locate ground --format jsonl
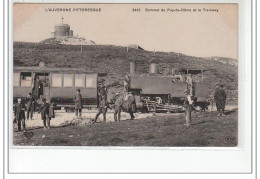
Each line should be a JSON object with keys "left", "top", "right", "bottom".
{"left": 13, "top": 107, "right": 237, "bottom": 147}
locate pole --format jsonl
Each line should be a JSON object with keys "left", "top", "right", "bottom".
{"left": 201, "top": 70, "right": 204, "bottom": 83}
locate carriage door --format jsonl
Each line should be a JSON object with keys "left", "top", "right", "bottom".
{"left": 34, "top": 73, "right": 50, "bottom": 102}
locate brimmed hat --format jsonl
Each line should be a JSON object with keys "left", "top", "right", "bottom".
{"left": 77, "top": 89, "right": 81, "bottom": 92}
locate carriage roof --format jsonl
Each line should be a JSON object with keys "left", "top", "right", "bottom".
{"left": 179, "top": 68, "right": 214, "bottom": 74}
{"left": 13, "top": 66, "right": 107, "bottom": 76}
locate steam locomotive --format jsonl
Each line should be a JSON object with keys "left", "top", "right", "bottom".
{"left": 127, "top": 62, "right": 210, "bottom": 112}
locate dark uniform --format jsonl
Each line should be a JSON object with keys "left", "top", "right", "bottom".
{"left": 49, "top": 102, "right": 56, "bottom": 119}
{"left": 98, "top": 86, "right": 107, "bottom": 103}
{"left": 93, "top": 86, "right": 108, "bottom": 123}
{"left": 39, "top": 100, "right": 50, "bottom": 128}
{"left": 26, "top": 93, "right": 35, "bottom": 120}
{"left": 14, "top": 101, "right": 26, "bottom": 132}
{"left": 214, "top": 85, "right": 226, "bottom": 116}
{"left": 183, "top": 94, "right": 193, "bottom": 126}
{"left": 127, "top": 93, "right": 136, "bottom": 113}
{"left": 33, "top": 78, "right": 43, "bottom": 99}
{"left": 74, "top": 89, "right": 83, "bottom": 117}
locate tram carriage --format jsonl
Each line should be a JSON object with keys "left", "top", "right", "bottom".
{"left": 13, "top": 63, "right": 101, "bottom": 111}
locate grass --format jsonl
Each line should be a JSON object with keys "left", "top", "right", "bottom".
{"left": 13, "top": 109, "right": 238, "bottom": 147}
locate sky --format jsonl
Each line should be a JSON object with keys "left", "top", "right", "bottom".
{"left": 13, "top": 3, "right": 238, "bottom": 59}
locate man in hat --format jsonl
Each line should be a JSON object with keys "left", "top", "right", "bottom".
{"left": 26, "top": 92, "right": 35, "bottom": 120}
{"left": 183, "top": 91, "right": 193, "bottom": 126}
{"left": 33, "top": 76, "right": 43, "bottom": 99}
{"left": 39, "top": 98, "right": 51, "bottom": 129}
{"left": 74, "top": 89, "right": 83, "bottom": 117}
{"left": 214, "top": 84, "right": 227, "bottom": 116}
{"left": 14, "top": 98, "right": 26, "bottom": 132}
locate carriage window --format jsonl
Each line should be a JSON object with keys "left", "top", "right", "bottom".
{"left": 20, "top": 72, "right": 32, "bottom": 87}
{"left": 63, "top": 74, "right": 74, "bottom": 87}
{"left": 75, "top": 74, "right": 85, "bottom": 87}
{"left": 13, "top": 73, "right": 20, "bottom": 86}
{"left": 86, "top": 74, "right": 97, "bottom": 88}
{"left": 52, "top": 73, "right": 62, "bottom": 87}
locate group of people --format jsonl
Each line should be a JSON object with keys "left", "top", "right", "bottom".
{"left": 14, "top": 95, "right": 56, "bottom": 132}
{"left": 183, "top": 82, "right": 227, "bottom": 127}
{"left": 73, "top": 83, "right": 108, "bottom": 123}
{"left": 13, "top": 76, "right": 55, "bottom": 132}
{"left": 74, "top": 78, "right": 135, "bottom": 123}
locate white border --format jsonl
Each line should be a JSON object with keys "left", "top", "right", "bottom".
{"left": 4, "top": 0, "right": 254, "bottom": 175}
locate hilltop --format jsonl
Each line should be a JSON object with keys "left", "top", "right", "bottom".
{"left": 40, "top": 37, "right": 96, "bottom": 45}
{"left": 13, "top": 42, "right": 238, "bottom": 101}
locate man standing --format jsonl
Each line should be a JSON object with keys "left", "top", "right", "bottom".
{"left": 74, "top": 89, "right": 83, "bottom": 117}
{"left": 47, "top": 100, "right": 56, "bottom": 129}
{"left": 98, "top": 83, "right": 107, "bottom": 104}
{"left": 93, "top": 84, "right": 108, "bottom": 123}
{"left": 214, "top": 84, "right": 227, "bottom": 116}
{"left": 26, "top": 92, "right": 34, "bottom": 120}
{"left": 33, "top": 76, "right": 43, "bottom": 99}
{"left": 39, "top": 98, "right": 50, "bottom": 129}
{"left": 14, "top": 98, "right": 26, "bottom": 132}
{"left": 186, "top": 74, "right": 193, "bottom": 96}
{"left": 183, "top": 91, "right": 193, "bottom": 126}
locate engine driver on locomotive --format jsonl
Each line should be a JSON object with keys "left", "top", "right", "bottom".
{"left": 123, "top": 74, "right": 131, "bottom": 101}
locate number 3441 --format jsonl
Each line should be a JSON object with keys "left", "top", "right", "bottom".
{"left": 132, "top": 8, "right": 141, "bottom": 12}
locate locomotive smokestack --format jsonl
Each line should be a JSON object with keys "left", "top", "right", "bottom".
{"left": 130, "top": 62, "right": 136, "bottom": 75}
{"left": 149, "top": 63, "right": 159, "bottom": 75}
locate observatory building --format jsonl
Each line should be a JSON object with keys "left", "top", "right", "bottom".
{"left": 42, "top": 17, "right": 95, "bottom": 45}
{"left": 52, "top": 17, "right": 73, "bottom": 37}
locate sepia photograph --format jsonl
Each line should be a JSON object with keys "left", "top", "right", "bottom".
{"left": 12, "top": 3, "right": 238, "bottom": 147}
